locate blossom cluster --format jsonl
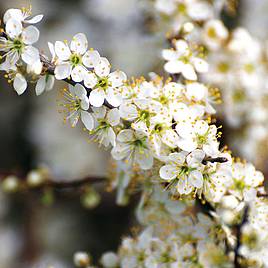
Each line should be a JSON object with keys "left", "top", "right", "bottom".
{"left": 150, "top": 0, "right": 268, "bottom": 166}
{"left": 1, "top": 6, "right": 268, "bottom": 268}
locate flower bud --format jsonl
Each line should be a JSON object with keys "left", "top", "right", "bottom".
{"left": 100, "top": 252, "right": 119, "bottom": 268}
{"left": 73, "top": 252, "right": 90, "bottom": 267}
{"left": 2, "top": 175, "right": 19, "bottom": 193}
{"left": 27, "top": 170, "right": 44, "bottom": 187}
{"left": 81, "top": 187, "right": 100, "bottom": 209}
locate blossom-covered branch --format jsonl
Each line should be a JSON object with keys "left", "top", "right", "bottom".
{"left": 0, "top": 4, "right": 268, "bottom": 268}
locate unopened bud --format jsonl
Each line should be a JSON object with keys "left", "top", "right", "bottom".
{"left": 74, "top": 252, "right": 90, "bottom": 267}
{"left": 100, "top": 252, "right": 119, "bottom": 268}
{"left": 2, "top": 175, "right": 19, "bottom": 193}
{"left": 81, "top": 187, "right": 100, "bottom": 209}
{"left": 27, "top": 170, "right": 45, "bottom": 187}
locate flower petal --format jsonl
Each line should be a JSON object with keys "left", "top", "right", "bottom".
{"left": 71, "top": 65, "right": 87, "bottom": 82}
{"left": 35, "top": 76, "right": 46, "bottom": 96}
{"left": 55, "top": 41, "right": 71, "bottom": 61}
{"left": 107, "top": 108, "right": 120, "bottom": 126}
{"left": 25, "top": 14, "right": 43, "bottom": 24}
{"left": 70, "top": 33, "right": 88, "bottom": 55}
{"left": 182, "top": 64, "right": 197, "bottom": 80}
{"left": 117, "top": 129, "right": 134, "bottom": 142}
{"left": 108, "top": 70, "right": 127, "bottom": 87}
{"left": 4, "top": 9, "right": 23, "bottom": 24}
{"left": 160, "top": 165, "right": 178, "bottom": 181}
{"left": 54, "top": 63, "right": 72, "bottom": 80}
{"left": 13, "top": 73, "right": 27, "bottom": 95}
{"left": 21, "top": 46, "right": 40, "bottom": 65}
{"left": 22, "top": 26, "right": 39, "bottom": 45}
{"left": 6, "top": 19, "right": 22, "bottom": 38}
{"left": 95, "top": 57, "right": 110, "bottom": 77}
{"left": 82, "top": 50, "right": 100, "bottom": 68}
{"left": 89, "top": 89, "right": 105, "bottom": 107}
{"left": 81, "top": 111, "right": 94, "bottom": 131}
{"left": 188, "top": 170, "right": 203, "bottom": 188}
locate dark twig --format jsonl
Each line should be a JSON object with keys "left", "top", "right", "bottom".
{"left": 0, "top": 171, "right": 106, "bottom": 192}
{"left": 202, "top": 157, "right": 228, "bottom": 165}
{"left": 233, "top": 205, "right": 249, "bottom": 268}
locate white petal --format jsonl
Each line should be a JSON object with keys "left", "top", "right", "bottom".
{"left": 21, "top": 46, "right": 40, "bottom": 65}
{"left": 89, "top": 89, "right": 105, "bottom": 107}
{"left": 176, "top": 178, "right": 193, "bottom": 195}
{"left": 182, "top": 64, "right": 197, "bottom": 80}
{"left": 48, "top": 42, "right": 55, "bottom": 60}
{"left": 81, "top": 97, "right": 89, "bottom": 110}
{"left": 107, "top": 128, "right": 116, "bottom": 147}
{"left": 73, "top": 84, "right": 87, "bottom": 98}
{"left": 107, "top": 109, "right": 120, "bottom": 126}
{"left": 106, "top": 88, "right": 122, "bottom": 107}
{"left": 162, "top": 129, "right": 179, "bottom": 148}
{"left": 162, "top": 49, "right": 179, "bottom": 61}
{"left": 71, "top": 65, "right": 87, "bottom": 82}
{"left": 111, "top": 143, "right": 131, "bottom": 160}
{"left": 188, "top": 170, "right": 203, "bottom": 188}
{"left": 25, "top": 14, "right": 43, "bottom": 24}
{"left": 164, "top": 60, "right": 183, "bottom": 74}
{"left": 119, "top": 103, "right": 138, "bottom": 121}
{"left": 176, "top": 122, "right": 194, "bottom": 138}
{"left": 174, "top": 40, "right": 189, "bottom": 55}
{"left": 160, "top": 165, "right": 178, "bottom": 181}
{"left": 108, "top": 71, "right": 127, "bottom": 87}
{"left": 82, "top": 50, "right": 101, "bottom": 68}
{"left": 92, "top": 106, "right": 106, "bottom": 119}
{"left": 45, "top": 75, "right": 55, "bottom": 91}
{"left": 35, "top": 76, "right": 46, "bottom": 96}
{"left": 186, "top": 82, "right": 206, "bottom": 101}
{"left": 187, "top": 149, "right": 205, "bottom": 166}
{"left": 177, "top": 138, "right": 197, "bottom": 152}
{"left": 95, "top": 57, "right": 110, "bottom": 77}
{"left": 117, "top": 129, "right": 134, "bottom": 142}
{"left": 70, "top": 33, "right": 88, "bottom": 55}
{"left": 192, "top": 57, "right": 209, "bottom": 73}
{"left": 55, "top": 41, "right": 71, "bottom": 60}
{"left": 54, "top": 63, "right": 72, "bottom": 80}
{"left": 169, "top": 152, "right": 187, "bottom": 165}
{"left": 84, "top": 72, "right": 98, "bottom": 88}
{"left": 22, "top": 26, "right": 39, "bottom": 45}
{"left": 4, "top": 9, "right": 23, "bottom": 24}
{"left": 194, "top": 120, "right": 209, "bottom": 135}
{"left": 81, "top": 111, "right": 94, "bottom": 131}
{"left": 135, "top": 149, "right": 153, "bottom": 170}
{"left": 13, "top": 73, "right": 27, "bottom": 95}
{"left": 6, "top": 19, "right": 22, "bottom": 38}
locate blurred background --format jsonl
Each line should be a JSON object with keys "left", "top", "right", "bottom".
{"left": 0, "top": 0, "right": 268, "bottom": 267}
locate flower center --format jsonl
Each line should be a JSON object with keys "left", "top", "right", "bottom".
{"left": 139, "top": 110, "right": 150, "bottom": 121}
{"left": 70, "top": 54, "right": 82, "bottom": 66}
{"left": 159, "top": 95, "right": 169, "bottom": 105}
{"left": 197, "top": 134, "right": 207, "bottom": 145}
{"left": 207, "top": 27, "right": 217, "bottom": 38}
{"left": 153, "top": 123, "right": 164, "bottom": 134}
{"left": 233, "top": 179, "right": 245, "bottom": 191}
{"left": 217, "top": 62, "right": 229, "bottom": 73}
{"left": 12, "top": 39, "right": 23, "bottom": 51}
{"left": 244, "top": 63, "right": 255, "bottom": 74}
{"left": 97, "top": 77, "right": 110, "bottom": 91}
{"left": 232, "top": 89, "right": 246, "bottom": 103}
{"left": 178, "top": 3, "right": 186, "bottom": 14}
